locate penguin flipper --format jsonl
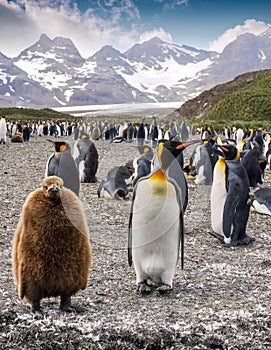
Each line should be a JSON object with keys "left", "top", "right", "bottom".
{"left": 128, "top": 221, "right": 133, "bottom": 267}
{"left": 128, "top": 190, "right": 137, "bottom": 267}
{"left": 128, "top": 212, "right": 133, "bottom": 267}
{"left": 223, "top": 187, "right": 240, "bottom": 238}
{"left": 179, "top": 209, "right": 184, "bottom": 270}
{"left": 167, "top": 176, "right": 185, "bottom": 269}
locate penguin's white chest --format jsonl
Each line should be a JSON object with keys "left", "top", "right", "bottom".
{"left": 252, "top": 200, "right": 271, "bottom": 216}
{"left": 131, "top": 177, "right": 180, "bottom": 283}
{"left": 78, "top": 160, "right": 85, "bottom": 180}
{"left": 211, "top": 160, "right": 227, "bottom": 236}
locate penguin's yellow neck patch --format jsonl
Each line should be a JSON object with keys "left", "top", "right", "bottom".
{"left": 218, "top": 158, "right": 226, "bottom": 166}
{"left": 150, "top": 169, "right": 167, "bottom": 183}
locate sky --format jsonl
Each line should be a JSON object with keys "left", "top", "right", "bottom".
{"left": 0, "top": 0, "right": 270, "bottom": 58}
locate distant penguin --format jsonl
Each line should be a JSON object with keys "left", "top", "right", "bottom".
{"left": 180, "top": 121, "right": 189, "bottom": 142}
{"left": 74, "top": 134, "right": 99, "bottom": 183}
{"left": 243, "top": 129, "right": 255, "bottom": 151}
{"left": 128, "top": 140, "right": 193, "bottom": 294}
{"left": 251, "top": 188, "right": 271, "bottom": 216}
{"left": 265, "top": 140, "right": 271, "bottom": 169}
{"left": 263, "top": 133, "right": 270, "bottom": 157}
{"left": 97, "top": 162, "right": 134, "bottom": 200}
{"left": 149, "top": 117, "right": 158, "bottom": 147}
{"left": 112, "top": 136, "right": 127, "bottom": 143}
{"left": 133, "top": 145, "right": 154, "bottom": 187}
{"left": 91, "top": 125, "right": 101, "bottom": 140}
{"left": 236, "top": 128, "right": 244, "bottom": 144}
{"left": 12, "top": 176, "right": 92, "bottom": 313}
{"left": 11, "top": 132, "right": 23, "bottom": 143}
{"left": 161, "top": 140, "right": 195, "bottom": 213}
{"left": 253, "top": 129, "right": 264, "bottom": 153}
{"left": 211, "top": 144, "right": 252, "bottom": 246}
{"left": 186, "top": 138, "right": 218, "bottom": 185}
{"left": 137, "top": 118, "right": 145, "bottom": 145}
{"left": 0, "top": 116, "right": 7, "bottom": 144}
{"left": 242, "top": 145, "right": 267, "bottom": 188}
{"left": 46, "top": 139, "right": 80, "bottom": 196}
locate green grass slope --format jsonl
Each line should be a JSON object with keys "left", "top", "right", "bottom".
{"left": 176, "top": 69, "right": 271, "bottom": 129}
{"left": 0, "top": 107, "right": 72, "bottom": 121}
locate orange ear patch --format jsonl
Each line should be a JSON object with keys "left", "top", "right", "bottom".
{"left": 60, "top": 145, "right": 66, "bottom": 152}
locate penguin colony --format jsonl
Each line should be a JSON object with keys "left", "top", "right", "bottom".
{"left": 11, "top": 123, "right": 271, "bottom": 310}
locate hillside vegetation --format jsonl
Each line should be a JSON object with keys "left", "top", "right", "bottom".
{"left": 176, "top": 69, "right": 271, "bottom": 129}
{"left": 0, "top": 107, "right": 73, "bottom": 121}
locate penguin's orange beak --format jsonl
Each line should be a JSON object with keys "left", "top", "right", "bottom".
{"left": 176, "top": 141, "right": 195, "bottom": 150}
{"left": 219, "top": 146, "right": 229, "bottom": 153}
{"left": 47, "top": 139, "right": 55, "bottom": 145}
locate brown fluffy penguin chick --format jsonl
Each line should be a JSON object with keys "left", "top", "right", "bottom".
{"left": 12, "top": 176, "right": 92, "bottom": 314}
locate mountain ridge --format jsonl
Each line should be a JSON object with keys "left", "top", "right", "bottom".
{"left": 0, "top": 30, "right": 270, "bottom": 108}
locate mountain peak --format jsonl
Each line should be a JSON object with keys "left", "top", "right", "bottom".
{"left": 143, "top": 36, "right": 165, "bottom": 44}
{"left": 92, "top": 45, "right": 123, "bottom": 61}
{"left": 38, "top": 33, "right": 52, "bottom": 45}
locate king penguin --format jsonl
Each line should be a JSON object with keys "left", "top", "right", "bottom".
{"left": 242, "top": 144, "right": 267, "bottom": 188}
{"left": 251, "top": 187, "right": 271, "bottom": 216}
{"left": 128, "top": 140, "right": 193, "bottom": 294}
{"left": 46, "top": 140, "right": 80, "bottom": 196}
{"left": 74, "top": 133, "right": 99, "bottom": 183}
{"left": 137, "top": 118, "right": 145, "bottom": 146}
{"left": 97, "top": 162, "right": 134, "bottom": 200}
{"left": 133, "top": 145, "right": 154, "bottom": 187}
{"left": 211, "top": 144, "right": 252, "bottom": 246}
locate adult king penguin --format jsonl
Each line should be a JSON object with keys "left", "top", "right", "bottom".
{"left": 133, "top": 145, "right": 154, "bottom": 187}
{"left": 211, "top": 144, "right": 252, "bottom": 246}
{"left": 128, "top": 140, "right": 194, "bottom": 294}
{"left": 74, "top": 133, "right": 99, "bottom": 183}
{"left": 46, "top": 140, "right": 80, "bottom": 196}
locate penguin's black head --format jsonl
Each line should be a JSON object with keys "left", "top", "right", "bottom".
{"left": 137, "top": 145, "right": 154, "bottom": 160}
{"left": 47, "top": 139, "right": 70, "bottom": 152}
{"left": 124, "top": 160, "right": 135, "bottom": 175}
{"left": 158, "top": 140, "right": 195, "bottom": 170}
{"left": 79, "top": 132, "right": 89, "bottom": 139}
{"left": 218, "top": 144, "right": 240, "bottom": 160}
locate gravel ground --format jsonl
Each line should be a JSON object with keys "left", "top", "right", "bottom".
{"left": 0, "top": 135, "right": 271, "bottom": 349}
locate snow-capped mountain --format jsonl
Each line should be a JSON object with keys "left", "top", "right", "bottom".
{"left": 0, "top": 30, "right": 270, "bottom": 108}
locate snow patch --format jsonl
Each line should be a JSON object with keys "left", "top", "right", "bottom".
{"left": 53, "top": 96, "right": 66, "bottom": 105}
{"left": 258, "top": 49, "right": 266, "bottom": 61}
{"left": 116, "top": 57, "right": 212, "bottom": 95}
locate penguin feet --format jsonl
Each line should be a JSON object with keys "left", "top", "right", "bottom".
{"left": 156, "top": 284, "right": 172, "bottom": 294}
{"left": 183, "top": 226, "right": 191, "bottom": 235}
{"left": 60, "top": 304, "right": 84, "bottom": 313}
{"left": 231, "top": 235, "right": 255, "bottom": 246}
{"left": 137, "top": 281, "right": 152, "bottom": 294}
{"left": 60, "top": 296, "right": 84, "bottom": 313}
{"left": 31, "top": 300, "right": 43, "bottom": 315}
{"left": 237, "top": 235, "right": 255, "bottom": 246}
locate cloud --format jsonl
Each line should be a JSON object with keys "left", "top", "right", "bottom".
{"left": 209, "top": 19, "right": 271, "bottom": 53}
{"left": 153, "top": 0, "right": 189, "bottom": 9}
{"left": 0, "top": 0, "right": 141, "bottom": 58}
{"left": 139, "top": 27, "right": 173, "bottom": 44}
{"left": 88, "top": 0, "right": 140, "bottom": 24}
